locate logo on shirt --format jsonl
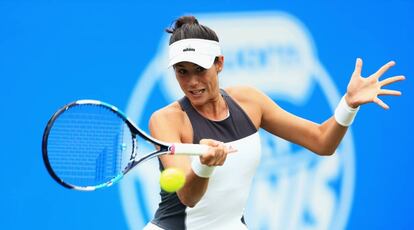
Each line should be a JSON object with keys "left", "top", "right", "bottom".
{"left": 121, "top": 12, "right": 355, "bottom": 230}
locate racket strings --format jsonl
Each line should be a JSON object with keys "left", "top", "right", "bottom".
{"left": 47, "top": 104, "right": 133, "bottom": 187}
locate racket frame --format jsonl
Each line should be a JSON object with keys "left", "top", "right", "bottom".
{"left": 42, "top": 100, "right": 202, "bottom": 191}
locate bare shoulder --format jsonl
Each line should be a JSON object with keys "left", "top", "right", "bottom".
{"left": 149, "top": 101, "right": 192, "bottom": 143}
{"left": 224, "top": 85, "right": 265, "bottom": 129}
{"left": 150, "top": 101, "right": 186, "bottom": 127}
{"left": 224, "top": 85, "right": 264, "bottom": 103}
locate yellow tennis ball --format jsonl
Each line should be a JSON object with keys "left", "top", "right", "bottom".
{"left": 160, "top": 168, "right": 186, "bottom": 193}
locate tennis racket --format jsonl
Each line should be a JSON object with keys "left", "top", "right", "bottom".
{"left": 42, "top": 100, "right": 209, "bottom": 191}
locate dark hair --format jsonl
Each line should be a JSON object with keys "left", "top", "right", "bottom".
{"left": 166, "top": 15, "right": 219, "bottom": 45}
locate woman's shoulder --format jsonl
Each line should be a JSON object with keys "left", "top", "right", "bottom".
{"left": 149, "top": 101, "right": 193, "bottom": 142}
{"left": 224, "top": 85, "right": 263, "bottom": 102}
{"left": 150, "top": 101, "right": 186, "bottom": 125}
{"left": 224, "top": 86, "right": 264, "bottom": 129}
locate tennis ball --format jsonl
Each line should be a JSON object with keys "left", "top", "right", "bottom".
{"left": 160, "top": 168, "right": 186, "bottom": 193}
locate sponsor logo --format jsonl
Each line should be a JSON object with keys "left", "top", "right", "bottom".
{"left": 183, "top": 47, "right": 196, "bottom": 52}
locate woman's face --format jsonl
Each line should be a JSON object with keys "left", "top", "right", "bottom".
{"left": 173, "top": 56, "right": 224, "bottom": 107}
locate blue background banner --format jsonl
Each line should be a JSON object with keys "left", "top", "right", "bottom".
{"left": 1, "top": 1, "right": 412, "bottom": 229}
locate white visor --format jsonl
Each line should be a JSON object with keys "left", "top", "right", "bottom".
{"left": 168, "top": 38, "right": 222, "bottom": 69}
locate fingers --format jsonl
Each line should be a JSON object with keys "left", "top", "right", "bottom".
{"left": 375, "top": 88, "right": 402, "bottom": 110}
{"left": 375, "top": 74, "right": 404, "bottom": 109}
{"left": 199, "top": 139, "right": 236, "bottom": 166}
{"left": 200, "top": 148, "right": 226, "bottom": 166}
{"left": 199, "top": 139, "right": 220, "bottom": 147}
{"left": 352, "top": 58, "right": 363, "bottom": 77}
{"left": 374, "top": 61, "right": 396, "bottom": 79}
{"left": 373, "top": 97, "right": 390, "bottom": 110}
{"left": 199, "top": 139, "right": 237, "bottom": 154}
{"left": 378, "top": 89, "right": 402, "bottom": 96}
{"left": 380, "top": 75, "right": 405, "bottom": 87}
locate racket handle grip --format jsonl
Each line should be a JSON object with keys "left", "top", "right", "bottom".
{"left": 170, "top": 143, "right": 209, "bottom": 156}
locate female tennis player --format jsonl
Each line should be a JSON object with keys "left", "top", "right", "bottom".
{"left": 144, "top": 15, "right": 405, "bottom": 230}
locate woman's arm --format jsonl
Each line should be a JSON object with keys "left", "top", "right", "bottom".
{"left": 231, "top": 59, "right": 404, "bottom": 156}
{"left": 149, "top": 104, "right": 231, "bottom": 207}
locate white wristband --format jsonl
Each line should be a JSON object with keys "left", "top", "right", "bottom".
{"left": 334, "top": 95, "right": 360, "bottom": 127}
{"left": 191, "top": 158, "right": 215, "bottom": 178}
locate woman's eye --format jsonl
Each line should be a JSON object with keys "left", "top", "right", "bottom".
{"left": 196, "top": 66, "right": 206, "bottom": 73}
{"left": 177, "top": 69, "right": 187, "bottom": 75}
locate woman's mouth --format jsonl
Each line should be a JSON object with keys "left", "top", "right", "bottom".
{"left": 189, "top": 89, "right": 205, "bottom": 96}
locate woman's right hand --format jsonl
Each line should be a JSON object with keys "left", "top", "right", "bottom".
{"left": 199, "top": 139, "right": 236, "bottom": 166}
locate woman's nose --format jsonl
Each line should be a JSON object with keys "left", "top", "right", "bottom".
{"left": 187, "top": 74, "right": 199, "bottom": 86}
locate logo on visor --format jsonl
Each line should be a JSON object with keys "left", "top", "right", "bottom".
{"left": 183, "top": 46, "right": 195, "bottom": 52}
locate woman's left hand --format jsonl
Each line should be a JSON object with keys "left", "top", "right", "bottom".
{"left": 345, "top": 58, "right": 405, "bottom": 109}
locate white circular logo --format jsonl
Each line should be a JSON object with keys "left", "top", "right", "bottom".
{"left": 120, "top": 12, "right": 355, "bottom": 230}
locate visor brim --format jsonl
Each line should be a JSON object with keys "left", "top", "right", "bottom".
{"left": 168, "top": 53, "right": 216, "bottom": 69}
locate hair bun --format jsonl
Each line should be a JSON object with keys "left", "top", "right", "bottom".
{"left": 166, "top": 15, "right": 219, "bottom": 44}
{"left": 166, "top": 15, "right": 199, "bottom": 33}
